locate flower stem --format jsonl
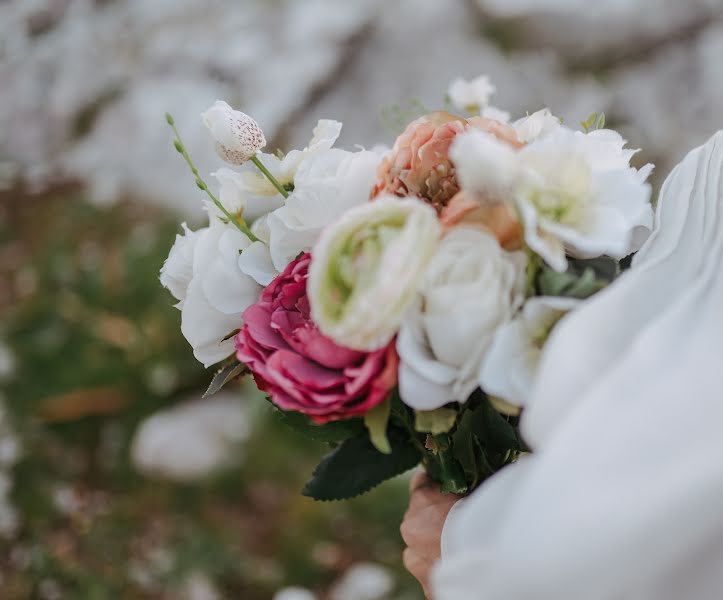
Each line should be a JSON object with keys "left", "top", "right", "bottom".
{"left": 250, "top": 155, "right": 289, "bottom": 199}
{"left": 165, "top": 113, "right": 258, "bottom": 242}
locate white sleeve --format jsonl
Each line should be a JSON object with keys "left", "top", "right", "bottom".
{"left": 433, "top": 131, "right": 723, "bottom": 600}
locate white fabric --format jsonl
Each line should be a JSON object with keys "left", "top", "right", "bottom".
{"left": 433, "top": 131, "right": 723, "bottom": 600}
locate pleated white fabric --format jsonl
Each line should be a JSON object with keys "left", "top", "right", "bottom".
{"left": 433, "top": 131, "right": 723, "bottom": 600}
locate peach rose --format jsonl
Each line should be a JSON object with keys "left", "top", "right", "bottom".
{"left": 373, "top": 112, "right": 522, "bottom": 212}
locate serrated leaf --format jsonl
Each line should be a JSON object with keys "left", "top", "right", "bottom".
{"left": 364, "top": 398, "right": 391, "bottom": 454}
{"left": 414, "top": 408, "right": 458, "bottom": 435}
{"left": 276, "top": 409, "right": 365, "bottom": 443}
{"left": 203, "top": 360, "right": 245, "bottom": 398}
{"left": 302, "top": 428, "right": 421, "bottom": 501}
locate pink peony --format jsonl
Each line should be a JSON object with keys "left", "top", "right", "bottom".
{"left": 372, "top": 112, "right": 522, "bottom": 212}
{"left": 235, "top": 254, "right": 398, "bottom": 424}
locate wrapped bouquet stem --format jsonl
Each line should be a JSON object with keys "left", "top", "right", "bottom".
{"left": 160, "top": 77, "right": 653, "bottom": 500}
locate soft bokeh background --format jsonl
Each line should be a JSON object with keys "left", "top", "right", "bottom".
{"left": 1, "top": 0, "right": 722, "bottom": 598}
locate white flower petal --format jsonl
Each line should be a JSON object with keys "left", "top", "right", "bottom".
{"left": 238, "top": 241, "right": 279, "bottom": 286}
{"left": 181, "top": 278, "right": 242, "bottom": 368}
{"left": 160, "top": 223, "right": 201, "bottom": 306}
{"left": 512, "top": 108, "right": 561, "bottom": 143}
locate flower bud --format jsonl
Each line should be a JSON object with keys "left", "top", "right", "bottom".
{"left": 202, "top": 100, "right": 266, "bottom": 165}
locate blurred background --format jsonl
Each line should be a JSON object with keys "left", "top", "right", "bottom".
{"left": 1, "top": 0, "right": 722, "bottom": 598}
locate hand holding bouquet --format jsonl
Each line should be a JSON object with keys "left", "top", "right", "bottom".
{"left": 160, "top": 76, "right": 653, "bottom": 499}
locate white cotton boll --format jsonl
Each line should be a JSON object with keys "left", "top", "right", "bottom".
{"left": 450, "top": 129, "right": 520, "bottom": 201}
{"left": 329, "top": 563, "right": 394, "bottom": 600}
{"left": 131, "top": 394, "right": 250, "bottom": 482}
{"left": 274, "top": 587, "right": 318, "bottom": 600}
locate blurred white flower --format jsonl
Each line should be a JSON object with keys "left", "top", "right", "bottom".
{"left": 181, "top": 571, "right": 222, "bottom": 600}
{"left": 329, "top": 563, "right": 394, "bottom": 600}
{"left": 452, "top": 126, "right": 654, "bottom": 271}
{"left": 274, "top": 588, "right": 317, "bottom": 600}
{"left": 161, "top": 220, "right": 264, "bottom": 367}
{"left": 398, "top": 228, "right": 526, "bottom": 410}
{"left": 479, "top": 296, "right": 580, "bottom": 408}
{"left": 448, "top": 75, "right": 496, "bottom": 114}
{"left": 202, "top": 100, "right": 266, "bottom": 165}
{"left": 309, "top": 196, "right": 441, "bottom": 351}
{"left": 131, "top": 394, "right": 250, "bottom": 482}
{"left": 512, "top": 108, "right": 561, "bottom": 142}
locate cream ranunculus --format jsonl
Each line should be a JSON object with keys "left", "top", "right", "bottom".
{"left": 397, "top": 228, "right": 526, "bottom": 410}
{"left": 478, "top": 296, "right": 580, "bottom": 410}
{"left": 308, "top": 196, "right": 441, "bottom": 351}
{"left": 161, "top": 220, "right": 265, "bottom": 367}
{"left": 202, "top": 100, "right": 266, "bottom": 165}
{"left": 451, "top": 126, "right": 654, "bottom": 272}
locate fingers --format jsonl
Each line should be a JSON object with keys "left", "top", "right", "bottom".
{"left": 403, "top": 548, "right": 435, "bottom": 599}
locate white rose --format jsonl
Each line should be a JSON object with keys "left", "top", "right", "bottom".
{"left": 202, "top": 100, "right": 266, "bottom": 165}
{"left": 448, "top": 75, "right": 496, "bottom": 114}
{"left": 165, "top": 220, "right": 264, "bottom": 367}
{"left": 160, "top": 223, "right": 201, "bottom": 308}
{"left": 397, "top": 228, "right": 526, "bottom": 410}
{"left": 309, "top": 196, "right": 441, "bottom": 351}
{"left": 478, "top": 296, "right": 580, "bottom": 409}
{"left": 265, "top": 147, "right": 381, "bottom": 271}
{"left": 451, "top": 126, "right": 654, "bottom": 271}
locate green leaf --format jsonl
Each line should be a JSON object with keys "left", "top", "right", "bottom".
{"left": 203, "top": 360, "right": 245, "bottom": 398}
{"left": 414, "top": 408, "right": 458, "bottom": 435}
{"left": 538, "top": 257, "right": 619, "bottom": 300}
{"left": 478, "top": 399, "right": 521, "bottom": 453}
{"left": 276, "top": 410, "right": 365, "bottom": 443}
{"left": 302, "top": 428, "right": 421, "bottom": 501}
{"left": 364, "top": 398, "right": 391, "bottom": 454}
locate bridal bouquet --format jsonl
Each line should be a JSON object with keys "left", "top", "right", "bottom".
{"left": 160, "top": 76, "right": 653, "bottom": 499}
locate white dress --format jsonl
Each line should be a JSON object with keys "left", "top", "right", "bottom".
{"left": 433, "top": 131, "right": 723, "bottom": 600}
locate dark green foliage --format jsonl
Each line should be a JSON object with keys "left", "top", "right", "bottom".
{"left": 302, "top": 428, "right": 421, "bottom": 501}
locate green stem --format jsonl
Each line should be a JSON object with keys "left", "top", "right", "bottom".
{"left": 166, "top": 115, "right": 258, "bottom": 243}
{"left": 250, "top": 155, "right": 289, "bottom": 199}
{"left": 524, "top": 246, "right": 542, "bottom": 297}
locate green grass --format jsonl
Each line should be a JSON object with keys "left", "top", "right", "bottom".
{"left": 0, "top": 189, "right": 421, "bottom": 599}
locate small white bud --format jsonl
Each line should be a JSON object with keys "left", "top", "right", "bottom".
{"left": 202, "top": 100, "right": 266, "bottom": 165}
